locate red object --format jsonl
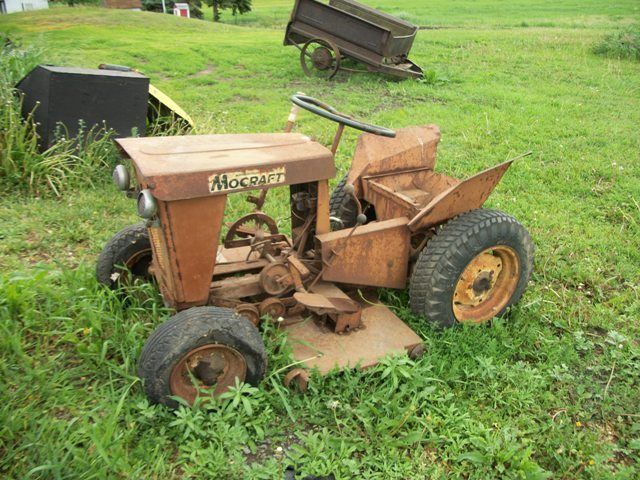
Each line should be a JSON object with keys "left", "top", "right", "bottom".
{"left": 173, "top": 3, "right": 190, "bottom": 18}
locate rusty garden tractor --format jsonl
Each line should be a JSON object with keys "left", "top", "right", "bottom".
{"left": 97, "top": 95, "right": 534, "bottom": 408}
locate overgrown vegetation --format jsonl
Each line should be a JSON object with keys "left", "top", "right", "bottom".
{"left": 204, "top": 0, "right": 252, "bottom": 22}
{"left": 0, "top": 2, "right": 639, "bottom": 478}
{"left": 593, "top": 24, "right": 640, "bottom": 61}
{"left": 0, "top": 39, "right": 118, "bottom": 196}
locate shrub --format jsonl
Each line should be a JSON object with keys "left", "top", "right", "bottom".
{"left": 593, "top": 24, "right": 640, "bottom": 61}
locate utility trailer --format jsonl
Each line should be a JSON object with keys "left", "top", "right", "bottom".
{"left": 285, "top": 0, "right": 424, "bottom": 79}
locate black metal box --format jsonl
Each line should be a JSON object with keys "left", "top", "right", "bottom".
{"left": 16, "top": 65, "right": 150, "bottom": 149}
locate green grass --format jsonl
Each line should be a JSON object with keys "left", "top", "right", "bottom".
{"left": 1, "top": 1, "right": 640, "bottom": 478}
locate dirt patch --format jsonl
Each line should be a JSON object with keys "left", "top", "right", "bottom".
{"left": 243, "top": 433, "right": 301, "bottom": 465}
{"left": 191, "top": 64, "right": 216, "bottom": 78}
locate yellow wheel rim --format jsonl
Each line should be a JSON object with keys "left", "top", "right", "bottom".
{"left": 453, "top": 246, "right": 520, "bottom": 324}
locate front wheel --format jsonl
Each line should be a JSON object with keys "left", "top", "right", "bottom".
{"left": 137, "top": 307, "right": 267, "bottom": 408}
{"left": 409, "top": 209, "right": 534, "bottom": 328}
{"left": 96, "top": 223, "right": 152, "bottom": 288}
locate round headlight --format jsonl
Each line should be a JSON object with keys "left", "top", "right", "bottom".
{"left": 137, "top": 189, "right": 157, "bottom": 219}
{"left": 112, "top": 164, "right": 130, "bottom": 191}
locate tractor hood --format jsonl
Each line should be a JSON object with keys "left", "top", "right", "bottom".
{"left": 116, "top": 133, "right": 335, "bottom": 201}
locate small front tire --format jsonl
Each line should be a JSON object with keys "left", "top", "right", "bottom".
{"left": 96, "top": 223, "right": 152, "bottom": 288}
{"left": 137, "top": 306, "right": 267, "bottom": 408}
{"left": 409, "top": 209, "right": 534, "bottom": 328}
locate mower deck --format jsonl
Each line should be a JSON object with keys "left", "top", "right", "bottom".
{"left": 283, "top": 283, "right": 422, "bottom": 374}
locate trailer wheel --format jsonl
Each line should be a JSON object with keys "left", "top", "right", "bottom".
{"left": 410, "top": 209, "right": 534, "bottom": 328}
{"left": 96, "top": 223, "right": 152, "bottom": 288}
{"left": 329, "top": 174, "right": 358, "bottom": 230}
{"left": 138, "top": 307, "right": 267, "bottom": 408}
{"left": 300, "top": 38, "right": 341, "bottom": 79}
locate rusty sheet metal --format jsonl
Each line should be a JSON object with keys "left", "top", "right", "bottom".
{"left": 153, "top": 195, "right": 226, "bottom": 309}
{"left": 294, "top": 292, "right": 362, "bottom": 332}
{"left": 316, "top": 179, "right": 331, "bottom": 235}
{"left": 210, "top": 273, "right": 263, "bottom": 300}
{"left": 316, "top": 217, "right": 410, "bottom": 289}
{"left": 362, "top": 170, "right": 459, "bottom": 221}
{"left": 408, "top": 159, "right": 514, "bottom": 232}
{"left": 283, "top": 301, "right": 422, "bottom": 375}
{"left": 118, "top": 133, "right": 335, "bottom": 201}
{"left": 294, "top": 292, "right": 360, "bottom": 313}
{"left": 347, "top": 125, "right": 441, "bottom": 196}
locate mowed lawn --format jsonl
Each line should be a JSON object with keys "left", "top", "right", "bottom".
{"left": 1, "top": 1, "right": 639, "bottom": 478}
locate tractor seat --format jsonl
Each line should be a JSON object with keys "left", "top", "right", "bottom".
{"left": 394, "top": 188, "right": 433, "bottom": 207}
{"left": 116, "top": 133, "right": 335, "bottom": 201}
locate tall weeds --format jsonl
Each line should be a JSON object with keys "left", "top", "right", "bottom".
{"left": 593, "top": 24, "right": 640, "bottom": 61}
{"left": 0, "top": 38, "right": 118, "bottom": 197}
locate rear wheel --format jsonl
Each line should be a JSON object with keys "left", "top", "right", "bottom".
{"left": 96, "top": 223, "right": 152, "bottom": 288}
{"left": 409, "top": 209, "right": 534, "bottom": 328}
{"left": 329, "top": 174, "right": 358, "bottom": 230}
{"left": 300, "top": 38, "right": 341, "bottom": 79}
{"left": 138, "top": 307, "right": 267, "bottom": 408}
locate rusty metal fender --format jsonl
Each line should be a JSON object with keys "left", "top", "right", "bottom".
{"left": 407, "top": 159, "right": 514, "bottom": 232}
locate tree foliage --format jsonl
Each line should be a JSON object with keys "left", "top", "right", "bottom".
{"left": 141, "top": 0, "right": 204, "bottom": 20}
{"left": 203, "top": 0, "right": 252, "bottom": 22}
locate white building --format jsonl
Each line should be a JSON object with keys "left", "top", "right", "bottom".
{"left": 1, "top": 0, "right": 49, "bottom": 14}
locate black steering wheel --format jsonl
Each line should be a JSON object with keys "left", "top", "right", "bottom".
{"left": 291, "top": 94, "right": 396, "bottom": 138}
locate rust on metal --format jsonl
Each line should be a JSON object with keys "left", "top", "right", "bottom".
{"left": 294, "top": 292, "right": 362, "bottom": 332}
{"left": 116, "top": 133, "right": 335, "bottom": 201}
{"left": 110, "top": 94, "right": 527, "bottom": 402}
{"left": 236, "top": 304, "right": 261, "bottom": 326}
{"left": 152, "top": 195, "right": 226, "bottom": 308}
{"left": 169, "top": 344, "right": 247, "bottom": 404}
{"left": 283, "top": 297, "right": 422, "bottom": 374}
{"left": 407, "top": 159, "right": 514, "bottom": 232}
{"left": 259, "top": 297, "right": 286, "bottom": 318}
{"left": 284, "top": 368, "right": 309, "bottom": 391}
{"left": 348, "top": 125, "right": 441, "bottom": 195}
{"left": 288, "top": 255, "right": 311, "bottom": 279}
{"left": 224, "top": 212, "right": 279, "bottom": 247}
{"left": 316, "top": 217, "right": 411, "bottom": 289}
{"left": 453, "top": 246, "right": 520, "bottom": 323}
{"left": 315, "top": 179, "right": 331, "bottom": 235}
{"left": 300, "top": 38, "right": 341, "bottom": 80}
{"left": 285, "top": 0, "right": 423, "bottom": 79}
{"left": 211, "top": 273, "right": 263, "bottom": 300}
{"left": 362, "top": 169, "right": 459, "bottom": 221}
{"left": 260, "top": 262, "right": 294, "bottom": 296}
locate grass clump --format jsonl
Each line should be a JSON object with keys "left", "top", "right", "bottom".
{"left": 593, "top": 24, "right": 640, "bottom": 61}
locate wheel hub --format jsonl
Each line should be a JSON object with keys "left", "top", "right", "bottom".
{"left": 311, "top": 47, "right": 333, "bottom": 70}
{"left": 170, "top": 344, "right": 247, "bottom": 404}
{"left": 453, "top": 246, "right": 520, "bottom": 323}
{"left": 191, "top": 354, "right": 226, "bottom": 386}
{"left": 472, "top": 271, "right": 494, "bottom": 296}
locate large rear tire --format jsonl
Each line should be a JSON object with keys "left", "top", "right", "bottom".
{"left": 409, "top": 209, "right": 534, "bottom": 328}
{"left": 138, "top": 307, "right": 267, "bottom": 408}
{"left": 329, "top": 174, "right": 358, "bottom": 230}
